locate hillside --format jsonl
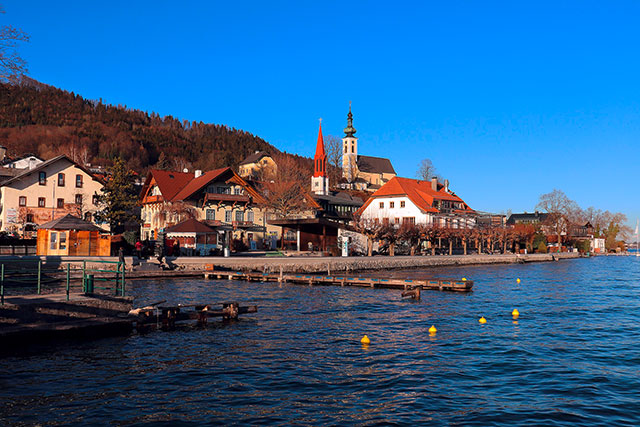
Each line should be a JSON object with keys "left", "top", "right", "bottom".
{"left": 0, "top": 78, "right": 312, "bottom": 174}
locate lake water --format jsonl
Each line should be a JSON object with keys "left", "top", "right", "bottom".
{"left": 1, "top": 256, "right": 639, "bottom": 425}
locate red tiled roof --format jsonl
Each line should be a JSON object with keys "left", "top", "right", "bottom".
{"left": 147, "top": 169, "right": 194, "bottom": 201}
{"left": 171, "top": 167, "right": 231, "bottom": 201}
{"left": 165, "top": 218, "right": 216, "bottom": 233}
{"left": 356, "top": 176, "right": 473, "bottom": 216}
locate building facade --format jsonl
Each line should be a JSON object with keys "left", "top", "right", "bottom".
{"left": 238, "top": 151, "right": 277, "bottom": 180}
{"left": 0, "top": 155, "right": 105, "bottom": 235}
{"left": 356, "top": 176, "right": 475, "bottom": 228}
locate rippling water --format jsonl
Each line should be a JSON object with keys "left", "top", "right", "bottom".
{"left": 1, "top": 256, "right": 640, "bottom": 426}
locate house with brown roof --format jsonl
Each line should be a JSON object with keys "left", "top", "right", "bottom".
{"left": 355, "top": 176, "right": 475, "bottom": 228}
{"left": 238, "top": 151, "right": 277, "bottom": 180}
{"left": 0, "top": 155, "right": 106, "bottom": 236}
{"left": 139, "top": 167, "right": 279, "bottom": 250}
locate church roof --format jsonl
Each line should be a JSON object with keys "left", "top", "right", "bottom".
{"left": 357, "top": 155, "right": 396, "bottom": 174}
{"left": 315, "top": 123, "right": 326, "bottom": 158}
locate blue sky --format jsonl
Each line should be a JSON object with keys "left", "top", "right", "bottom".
{"left": 4, "top": 1, "right": 640, "bottom": 226}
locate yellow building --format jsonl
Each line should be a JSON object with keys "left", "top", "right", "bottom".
{"left": 238, "top": 151, "right": 277, "bottom": 180}
{"left": 0, "top": 155, "right": 106, "bottom": 236}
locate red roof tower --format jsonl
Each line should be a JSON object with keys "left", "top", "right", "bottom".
{"left": 313, "top": 121, "right": 327, "bottom": 178}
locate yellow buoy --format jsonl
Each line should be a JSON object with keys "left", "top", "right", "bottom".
{"left": 512, "top": 309, "right": 520, "bottom": 317}
{"left": 516, "top": 278, "right": 521, "bottom": 284}
{"left": 360, "top": 335, "right": 370, "bottom": 345}
{"left": 429, "top": 325, "right": 437, "bottom": 334}
{"left": 462, "top": 277, "right": 467, "bottom": 281}
{"left": 479, "top": 316, "right": 487, "bottom": 324}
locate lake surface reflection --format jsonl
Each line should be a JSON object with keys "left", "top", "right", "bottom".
{"left": 1, "top": 256, "right": 640, "bottom": 425}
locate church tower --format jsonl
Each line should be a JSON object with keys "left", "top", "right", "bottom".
{"left": 342, "top": 102, "right": 358, "bottom": 182}
{"left": 311, "top": 120, "right": 329, "bottom": 195}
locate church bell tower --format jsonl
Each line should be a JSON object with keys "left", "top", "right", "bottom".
{"left": 342, "top": 101, "right": 358, "bottom": 182}
{"left": 311, "top": 120, "right": 329, "bottom": 195}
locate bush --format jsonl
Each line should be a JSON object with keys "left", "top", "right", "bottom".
{"left": 537, "top": 242, "right": 547, "bottom": 253}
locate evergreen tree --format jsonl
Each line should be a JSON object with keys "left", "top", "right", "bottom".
{"left": 95, "top": 157, "right": 139, "bottom": 234}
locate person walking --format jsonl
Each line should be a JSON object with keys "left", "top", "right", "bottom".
{"left": 135, "top": 240, "right": 143, "bottom": 260}
{"left": 118, "top": 247, "right": 126, "bottom": 270}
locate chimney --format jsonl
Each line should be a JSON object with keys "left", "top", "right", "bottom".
{"left": 195, "top": 170, "right": 202, "bottom": 178}
{"left": 431, "top": 177, "right": 438, "bottom": 191}
{"left": 444, "top": 179, "right": 449, "bottom": 193}
{"left": 0, "top": 146, "right": 6, "bottom": 162}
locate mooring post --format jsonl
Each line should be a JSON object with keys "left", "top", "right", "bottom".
{"left": 66, "top": 263, "right": 70, "bottom": 301}
{"left": 37, "top": 260, "right": 41, "bottom": 295}
{"left": 327, "top": 263, "right": 330, "bottom": 276}
{"left": 82, "top": 260, "right": 86, "bottom": 293}
{"left": 121, "top": 261, "right": 126, "bottom": 297}
{"left": 279, "top": 265, "right": 283, "bottom": 282}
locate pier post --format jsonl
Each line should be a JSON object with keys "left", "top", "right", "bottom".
{"left": 37, "top": 260, "right": 41, "bottom": 295}
{"left": 66, "top": 263, "right": 70, "bottom": 301}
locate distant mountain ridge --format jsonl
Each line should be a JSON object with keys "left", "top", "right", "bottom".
{"left": 0, "top": 78, "right": 311, "bottom": 174}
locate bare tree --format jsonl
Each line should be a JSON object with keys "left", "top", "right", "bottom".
{"left": 0, "top": 5, "right": 29, "bottom": 83}
{"left": 324, "top": 134, "right": 342, "bottom": 186}
{"left": 536, "top": 189, "right": 580, "bottom": 251}
{"left": 416, "top": 158, "right": 440, "bottom": 181}
{"left": 352, "top": 215, "right": 383, "bottom": 257}
{"left": 258, "top": 153, "right": 314, "bottom": 219}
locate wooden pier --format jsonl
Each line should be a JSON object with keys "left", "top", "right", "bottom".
{"left": 204, "top": 270, "right": 473, "bottom": 292}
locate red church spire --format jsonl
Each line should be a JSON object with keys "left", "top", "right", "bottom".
{"left": 314, "top": 119, "right": 327, "bottom": 177}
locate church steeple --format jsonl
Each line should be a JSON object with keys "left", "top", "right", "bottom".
{"left": 311, "top": 119, "right": 329, "bottom": 195}
{"left": 343, "top": 101, "right": 357, "bottom": 137}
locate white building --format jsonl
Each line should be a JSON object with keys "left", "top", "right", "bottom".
{"left": 356, "top": 176, "right": 475, "bottom": 228}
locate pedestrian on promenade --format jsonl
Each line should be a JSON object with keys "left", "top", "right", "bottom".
{"left": 118, "top": 247, "right": 125, "bottom": 269}
{"left": 135, "top": 240, "right": 143, "bottom": 260}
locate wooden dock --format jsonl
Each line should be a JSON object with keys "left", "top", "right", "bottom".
{"left": 204, "top": 270, "right": 473, "bottom": 292}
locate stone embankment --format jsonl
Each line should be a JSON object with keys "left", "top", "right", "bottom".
{"left": 166, "top": 252, "right": 581, "bottom": 274}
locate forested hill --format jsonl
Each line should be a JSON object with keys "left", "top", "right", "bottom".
{"left": 0, "top": 79, "right": 309, "bottom": 173}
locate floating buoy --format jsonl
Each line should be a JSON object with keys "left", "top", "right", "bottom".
{"left": 462, "top": 277, "right": 467, "bottom": 281}
{"left": 479, "top": 316, "right": 487, "bottom": 324}
{"left": 516, "top": 278, "right": 521, "bottom": 284}
{"left": 512, "top": 309, "right": 520, "bottom": 317}
{"left": 429, "top": 325, "right": 437, "bottom": 334}
{"left": 361, "top": 335, "right": 370, "bottom": 345}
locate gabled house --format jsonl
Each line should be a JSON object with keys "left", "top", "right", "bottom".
{"left": 355, "top": 176, "right": 475, "bottom": 228}
{"left": 139, "top": 167, "right": 277, "bottom": 250}
{"left": 0, "top": 155, "right": 106, "bottom": 235}
{"left": 238, "top": 151, "right": 277, "bottom": 180}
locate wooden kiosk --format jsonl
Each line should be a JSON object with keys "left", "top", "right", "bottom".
{"left": 37, "top": 214, "right": 111, "bottom": 256}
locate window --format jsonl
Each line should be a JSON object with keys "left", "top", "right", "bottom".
{"left": 400, "top": 201, "right": 405, "bottom": 208}
{"left": 390, "top": 202, "right": 394, "bottom": 209}
{"left": 38, "top": 197, "right": 45, "bottom": 207}
{"left": 247, "top": 211, "right": 254, "bottom": 223}
{"left": 403, "top": 217, "right": 415, "bottom": 225}
{"left": 206, "top": 209, "right": 216, "bottom": 220}
{"left": 18, "top": 196, "right": 26, "bottom": 207}
{"left": 57, "top": 198, "right": 64, "bottom": 208}
{"left": 58, "top": 173, "right": 65, "bottom": 186}
{"left": 75, "top": 194, "right": 83, "bottom": 205}
{"left": 383, "top": 218, "right": 389, "bottom": 225}
{"left": 50, "top": 232, "right": 58, "bottom": 250}
{"left": 374, "top": 218, "right": 379, "bottom": 224}
{"left": 235, "top": 210, "right": 244, "bottom": 222}
{"left": 59, "top": 232, "right": 67, "bottom": 250}
{"left": 344, "top": 144, "right": 348, "bottom": 153}
{"left": 92, "top": 195, "right": 99, "bottom": 205}
{"left": 394, "top": 218, "right": 400, "bottom": 224}
{"left": 84, "top": 212, "right": 92, "bottom": 222}
{"left": 39, "top": 172, "right": 46, "bottom": 185}
{"left": 225, "top": 210, "right": 232, "bottom": 222}
{"left": 75, "top": 174, "right": 83, "bottom": 188}
{"left": 26, "top": 213, "right": 34, "bottom": 223}
{"left": 379, "top": 202, "right": 384, "bottom": 209}
{"left": 351, "top": 145, "right": 354, "bottom": 153}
